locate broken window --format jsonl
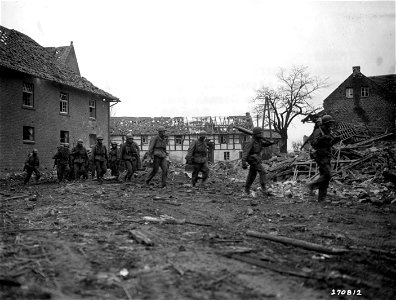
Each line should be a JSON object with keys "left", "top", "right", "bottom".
{"left": 219, "top": 135, "right": 229, "bottom": 144}
{"left": 60, "top": 130, "right": 69, "bottom": 143}
{"left": 346, "top": 88, "right": 353, "bottom": 98}
{"left": 361, "top": 87, "right": 369, "bottom": 97}
{"left": 22, "top": 82, "right": 34, "bottom": 107}
{"left": 142, "top": 136, "right": 148, "bottom": 144}
{"left": 89, "top": 100, "right": 96, "bottom": 119}
{"left": 23, "top": 126, "right": 34, "bottom": 143}
{"left": 175, "top": 135, "right": 183, "bottom": 145}
{"left": 224, "top": 151, "right": 230, "bottom": 160}
{"left": 60, "top": 92, "right": 69, "bottom": 114}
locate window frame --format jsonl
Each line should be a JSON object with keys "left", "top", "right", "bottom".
{"left": 22, "top": 82, "right": 34, "bottom": 108}
{"left": 224, "top": 151, "right": 230, "bottom": 160}
{"left": 361, "top": 87, "right": 369, "bottom": 97}
{"left": 220, "top": 135, "right": 228, "bottom": 144}
{"left": 345, "top": 88, "right": 353, "bottom": 99}
{"left": 60, "top": 130, "right": 69, "bottom": 144}
{"left": 141, "top": 135, "right": 148, "bottom": 144}
{"left": 23, "top": 126, "right": 35, "bottom": 144}
{"left": 175, "top": 135, "right": 183, "bottom": 145}
{"left": 89, "top": 99, "right": 96, "bottom": 119}
{"left": 60, "top": 92, "right": 69, "bottom": 115}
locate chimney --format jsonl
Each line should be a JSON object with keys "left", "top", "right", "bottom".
{"left": 70, "top": 41, "right": 73, "bottom": 46}
{"left": 352, "top": 66, "right": 360, "bottom": 76}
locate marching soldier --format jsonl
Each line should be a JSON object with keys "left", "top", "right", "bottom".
{"left": 121, "top": 135, "right": 141, "bottom": 182}
{"left": 71, "top": 139, "right": 89, "bottom": 180}
{"left": 92, "top": 136, "right": 108, "bottom": 184}
{"left": 52, "top": 143, "right": 70, "bottom": 182}
{"left": 109, "top": 141, "right": 121, "bottom": 181}
{"left": 241, "top": 127, "right": 275, "bottom": 197}
{"left": 24, "top": 149, "right": 41, "bottom": 184}
{"left": 186, "top": 130, "right": 209, "bottom": 187}
{"left": 145, "top": 126, "right": 169, "bottom": 188}
{"left": 307, "top": 114, "right": 340, "bottom": 202}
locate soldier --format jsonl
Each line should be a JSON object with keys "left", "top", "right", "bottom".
{"left": 307, "top": 115, "right": 340, "bottom": 202}
{"left": 71, "top": 139, "right": 89, "bottom": 180}
{"left": 186, "top": 130, "right": 209, "bottom": 187}
{"left": 64, "top": 143, "right": 74, "bottom": 181}
{"left": 121, "top": 135, "right": 141, "bottom": 182}
{"left": 24, "top": 149, "right": 41, "bottom": 184}
{"left": 52, "top": 143, "right": 70, "bottom": 182}
{"left": 145, "top": 126, "right": 169, "bottom": 188}
{"left": 241, "top": 127, "right": 275, "bottom": 197}
{"left": 109, "top": 141, "right": 121, "bottom": 181}
{"left": 92, "top": 136, "right": 108, "bottom": 184}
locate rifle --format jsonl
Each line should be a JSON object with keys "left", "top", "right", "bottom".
{"left": 233, "top": 126, "right": 275, "bottom": 144}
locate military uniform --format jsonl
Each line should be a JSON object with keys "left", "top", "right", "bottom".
{"left": 242, "top": 128, "right": 274, "bottom": 195}
{"left": 146, "top": 127, "right": 168, "bottom": 187}
{"left": 308, "top": 115, "right": 339, "bottom": 202}
{"left": 186, "top": 136, "right": 209, "bottom": 187}
{"left": 109, "top": 143, "right": 121, "bottom": 180}
{"left": 92, "top": 139, "right": 108, "bottom": 183}
{"left": 52, "top": 145, "right": 70, "bottom": 182}
{"left": 24, "top": 150, "right": 40, "bottom": 184}
{"left": 72, "top": 142, "right": 89, "bottom": 179}
{"left": 121, "top": 138, "right": 141, "bottom": 182}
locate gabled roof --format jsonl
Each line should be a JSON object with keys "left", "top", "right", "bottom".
{"left": 368, "top": 74, "right": 396, "bottom": 95}
{"left": 0, "top": 25, "right": 119, "bottom": 102}
{"left": 110, "top": 115, "right": 281, "bottom": 138}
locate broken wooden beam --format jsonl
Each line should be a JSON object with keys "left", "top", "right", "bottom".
{"left": 246, "top": 230, "right": 348, "bottom": 254}
{"left": 130, "top": 229, "right": 154, "bottom": 246}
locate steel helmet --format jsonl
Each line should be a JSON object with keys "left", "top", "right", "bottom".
{"left": 97, "top": 136, "right": 104, "bottom": 140}
{"left": 321, "top": 115, "right": 335, "bottom": 124}
{"left": 199, "top": 130, "right": 207, "bottom": 136}
{"left": 126, "top": 135, "right": 134, "bottom": 140}
{"left": 111, "top": 141, "right": 118, "bottom": 145}
{"left": 252, "top": 127, "right": 264, "bottom": 135}
{"left": 77, "top": 139, "right": 83, "bottom": 143}
{"left": 158, "top": 126, "right": 166, "bottom": 132}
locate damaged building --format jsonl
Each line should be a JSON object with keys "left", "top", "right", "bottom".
{"left": 110, "top": 113, "right": 281, "bottom": 163}
{"left": 0, "top": 25, "right": 119, "bottom": 172}
{"left": 324, "top": 66, "right": 396, "bottom": 135}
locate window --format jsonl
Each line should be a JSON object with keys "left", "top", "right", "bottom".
{"left": 175, "top": 135, "right": 183, "bottom": 145}
{"left": 220, "top": 135, "right": 228, "bottom": 144}
{"left": 23, "top": 126, "right": 35, "bottom": 143}
{"left": 60, "top": 131, "right": 69, "bottom": 143}
{"left": 141, "top": 136, "right": 148, "bottom": 144}
{"left": 361, "top": 87, "right": 369, "bottom": 97}
{"left": 239, "top": 151, "right": 243, "bottom": 159}
{"left": 346, "top": 88, "right": 353, "bottom": 98}
{"left": 224, "top": 151, "right": 230, "bottom": 160}
{"left": 60, "top": 92, "right": 69, "bottom": 114}
{"left": 22, "top": 82, "right": 34, "bottom": 107}
{"left": 89, "top": 100, "right": 96, "bottom": 119}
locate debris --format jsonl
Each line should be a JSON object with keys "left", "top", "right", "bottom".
{"left": 129, "top": 229, "right": 154, "bottom": 246}
{"left": 246, "top": 230, "right": 349, "bottom": 254}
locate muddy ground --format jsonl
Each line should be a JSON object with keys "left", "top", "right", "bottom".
{"left": 1, "top": 170, "right": 395, "bottom": 300}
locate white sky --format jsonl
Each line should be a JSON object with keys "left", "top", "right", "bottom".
{"left": 1, "top": 0, "right": 395, "bottom": 148}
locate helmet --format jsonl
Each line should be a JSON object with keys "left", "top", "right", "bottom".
{"left": 321, "top": 115, "right": 335, "bottom": 124}
{"left": 199, "top": 130, "right": 207, "bottom": 136}
{"left": 111, "top": 141, "right": 117, "bottom": 145}
{"left": 77, "top": 139, "right": 83, "bottom": 143}
{"left": 33, "top": 149, "right": 38, "bottom": 153}
{"left": 126, "top": 135, "right": 134, "bottom": 140}
{"left": 252, "top": 127, "right": 264, "bottom": 135}
{"left": 64, "top": 143, "right": 69, "bottom": 147}
{"left": 158, "top": 126, "right": 166, "bottom": 132}
{"left": 97, "top": 136, "right": 103, "bottom": 140}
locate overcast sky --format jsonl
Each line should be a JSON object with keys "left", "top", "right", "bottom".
{"left": 1, "top": 0, "right": 395, "bottom": 146}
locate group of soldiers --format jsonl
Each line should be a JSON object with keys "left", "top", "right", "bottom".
{"left": 24, "top": 114, "right": 337, "bottom": 202}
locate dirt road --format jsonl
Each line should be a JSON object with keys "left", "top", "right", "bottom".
{"left": 1, "top": 174, "right": 395, "bottom": 300}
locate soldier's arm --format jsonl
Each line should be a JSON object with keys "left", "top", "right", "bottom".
{"left": 147, "top": 136, "right": 157, "bottom": 156}
{"left": 186, "top": 140, "right": 196, "bottom": 159}
{"left": 241, "top": 140, "right": 253, "bottom": 164}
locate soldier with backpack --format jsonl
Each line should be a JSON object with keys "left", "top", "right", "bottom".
{"left": 186, "top": 130, "right": 209, "bottom": 187}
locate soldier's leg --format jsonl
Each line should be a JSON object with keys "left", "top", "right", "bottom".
{"left": 101, "top": 161, "right": 107, "bottom": 179}
{"left": 125, "top": 160, "right": 133, "bottom": 181}
{"left": 201, "top": 162, "right": 209, "bottom": 184}
{"left": 245, "top": 165, "right": 257, "bottom": 194}
{"left": 95, "top": 161, "right": 102, "bottom": 181}
{"left": 318, "top": 162, "right": 331, "bottom": 201}
{"left": 81, "top": 163, "right": 88, "bottom": 179}
{"left": 33, "top": 167, "right": 41, "bottom": 182}
{"left": 24, "top": 167, "right": 33, "bottom": 184}
{"left": 57, "top": 165, "right": 62, "bottom": 181}
{"left": 159, "top": 157, "right": 168, "bottom": 187}
{"left": 256, "top": 163, "right": 267, "bottom": 191}
{"left": 191, "top": 163, "right": 199, "bottom": 186}
{"left": 74, "top": 163, "right": 80, "bottom": 179}
{"left": 146, "top": 156, "right": 160, "bottom": 184}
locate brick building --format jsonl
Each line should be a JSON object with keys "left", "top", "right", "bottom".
{"left": 323, "top": 66, "right": 396, "bottom": 133}
{"left": 0, "top": 25, "right": 119, "bottom": 172}
{"left": 110, "top": 113, "right": 281, "bottom": 163}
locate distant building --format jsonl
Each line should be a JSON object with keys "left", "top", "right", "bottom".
{"left": 323, "top": 66, "right": 396, "bottom": 134}
{"left": 110, "top": 113, "right": 281, "bottom": 163}
{"left": 0, "top": 25, "right": 119, "bottom": 172}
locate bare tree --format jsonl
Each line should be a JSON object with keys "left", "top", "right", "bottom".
{"left": 252, "top": 65, "right": 327, "bottom": 153}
